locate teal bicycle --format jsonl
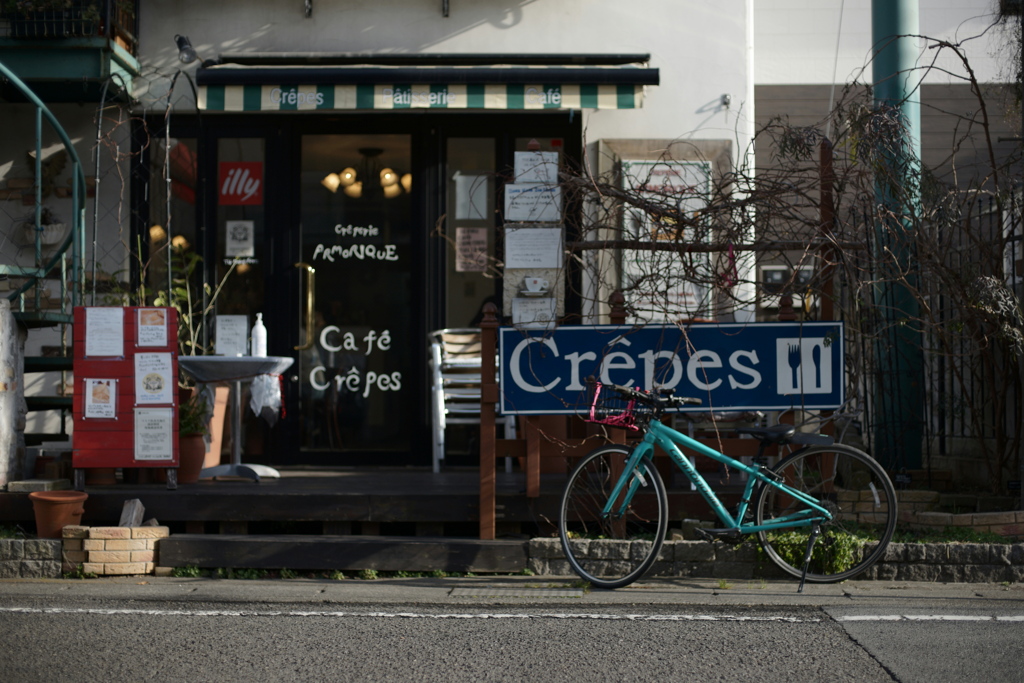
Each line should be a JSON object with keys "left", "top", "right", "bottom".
{"left": 558, "top": 381, "right": 897, "bottom": 590}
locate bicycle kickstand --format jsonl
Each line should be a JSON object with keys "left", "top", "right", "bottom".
{"left": 797, "top": 524, "right": 822, "bottom": 594}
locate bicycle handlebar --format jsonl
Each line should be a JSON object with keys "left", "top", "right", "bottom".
{"left": 599, "top": 381, "right": 703, "bottom": 408}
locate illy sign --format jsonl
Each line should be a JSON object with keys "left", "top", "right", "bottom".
{"left": 219, "top": 162, "right": 263, "bottom": 205}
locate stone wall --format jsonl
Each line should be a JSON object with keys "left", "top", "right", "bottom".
{"left": 527, "top": 538, "right": 1024, "bottom": 583}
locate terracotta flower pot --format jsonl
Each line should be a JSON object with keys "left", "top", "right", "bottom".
{"left": 178, "top": 433, "right": 207, "bottom": 484}
{"left": 28, "top": 490, "right": 88, "bottom": 539}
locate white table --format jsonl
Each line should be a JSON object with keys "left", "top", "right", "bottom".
{"left": 178, "top": 356, "right": 294, "bottom": 482}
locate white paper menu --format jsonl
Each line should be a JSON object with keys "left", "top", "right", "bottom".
{"left": 84, "top": 379, "right": 117, "bottom": 419}
{"left": 215, "top": 315, "right": 249, "bottom": 356}
{"left": 85, "top": 307, "right": 124, "bottom": 357}
{"left": 137, "top": 308, "right": 168, "bottom": 347}
{"left": 134, "top": 408, "right": 174, "bottom": 461}
{"left": 134, "top": 352, "right": 174, "bottom": 405}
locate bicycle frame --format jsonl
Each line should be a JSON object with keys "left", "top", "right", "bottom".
{"left": 602, "top": 420, "right": 834, "bottom": 533}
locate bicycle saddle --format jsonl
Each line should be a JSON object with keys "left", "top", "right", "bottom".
{"left": 736, "top": 424, "right": 834, "bottom": 446}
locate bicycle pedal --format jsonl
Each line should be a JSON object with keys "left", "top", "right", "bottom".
{"left": 694, "top": 528, "right": 744, "bottom": 544}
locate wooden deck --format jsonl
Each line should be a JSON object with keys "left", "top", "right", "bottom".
{"left": 1, "top": 465, "right": 741, "bottom": 538}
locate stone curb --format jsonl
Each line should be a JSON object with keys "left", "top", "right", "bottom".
{"left": 0, "top": 539, "right": 62, "bottom": 579}
{"left": 527, "top": 538, "right": 1024, "bottom": 583}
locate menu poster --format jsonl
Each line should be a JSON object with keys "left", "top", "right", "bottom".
{"left": 84, "top": 307, "right": 124, "bottom": 358}
{"left": 134, "top": 352, "right": 174, "bottom": 405}
{"left": 84, "top": 379, "right": 117, "bottom": 419}
{"left": 504, "top": 227, "right": 563, "bottom": 269}
{"left": 137, "top": 308, "right": 168, "bottom": 347}
{"left": 134, "top": 408, "right": 174, "bottom": 461}
{"left": 215, "top": 315, "right": 249, "bottom": 356}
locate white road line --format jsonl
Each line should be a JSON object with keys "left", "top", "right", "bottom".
{"left": 836, "top": 615, "right": 1024, "bottom": 622}
{"left": 0, "top": 607, "right": 818, "bottom": 622}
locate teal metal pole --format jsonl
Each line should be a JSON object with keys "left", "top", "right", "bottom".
{"left": 872, "top": 0, "right": 923, "bottom": 470}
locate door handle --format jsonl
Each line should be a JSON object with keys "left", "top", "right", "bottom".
{"left": 294, "top": 262, "right": 316, "bottom": 350}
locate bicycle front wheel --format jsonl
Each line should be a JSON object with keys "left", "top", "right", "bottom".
{"left": 558, "top": 445, "right": 668, "bottom": 589}
{"left": 754, "top": 444, "right": 897, "bottom": 583}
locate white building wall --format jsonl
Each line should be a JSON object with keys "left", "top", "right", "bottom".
{"left": 138, "top": 0, "right": 753, "bottom": 151}
{"left": 756, "top": 0, "right": 1009, "bottom": 86}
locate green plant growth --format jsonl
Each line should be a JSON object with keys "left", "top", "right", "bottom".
{"left": 357, "top": 568, "right": 378, "bottom": 580}
{"left": 758, "top": 529, "right": 867, "bottom": 576}
{"left": 171, "top": 565, "right": 203, "bottom": 578}
{"left": 153, "top": 241, "right": 238, "bottom": 359}
{"left": 178, "top": 394, "right": 209, "bottom": 436}
{"left": 63, "top": 564, "right": 97, "bottom": 579}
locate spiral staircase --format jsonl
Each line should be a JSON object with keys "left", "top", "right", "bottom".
{"left": 1, "top": 61, "right": 86, "bottom": 450}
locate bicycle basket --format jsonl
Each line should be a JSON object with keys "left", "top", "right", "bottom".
{"left": 583, "top": 382, "right": 651, "bottom": 432}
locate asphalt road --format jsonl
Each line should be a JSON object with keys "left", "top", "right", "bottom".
{"left": 0, "top": 577, "right": 1021, "bottom": 682}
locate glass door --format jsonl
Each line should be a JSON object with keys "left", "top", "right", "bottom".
{"left": 296, "top": 134, "right": 415, "bottom": 456}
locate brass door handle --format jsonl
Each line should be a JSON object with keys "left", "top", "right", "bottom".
{"left": 294, "top": 262, "right": 316, "bottom": 350}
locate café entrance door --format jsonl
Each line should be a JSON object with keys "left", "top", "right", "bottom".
{"left": 292, "top": 133, "right": 418, "bottom": 461}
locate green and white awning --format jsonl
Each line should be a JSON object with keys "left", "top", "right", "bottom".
{"left": 195, "top": 65, "right": 657, "bottom": 112}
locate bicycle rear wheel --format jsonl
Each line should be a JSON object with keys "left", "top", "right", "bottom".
{"left": 754, "top": 444, "right": 897, "bottom": 583}
{"left": 558, "top": 445, "right": 668, "bottom": 589}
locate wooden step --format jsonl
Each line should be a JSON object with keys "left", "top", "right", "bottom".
{"left": 158, "top": 534, "right": 528, "bottom": 573}
{"left": 24, "top": 355, "right": 73, "bottom": 373}
{"left": 25, "top": 396, "right": 72, "bottom": 411}
{"left": 12, "top": 311, "right": 73, "bottom": 328}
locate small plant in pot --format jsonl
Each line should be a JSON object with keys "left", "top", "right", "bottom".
{"left": 177, "top": 394, "right": 209, "bottom": 484}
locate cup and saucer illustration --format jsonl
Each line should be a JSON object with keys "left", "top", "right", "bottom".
{"left": 520, "top": 277, "right": 549, "bottom": 297}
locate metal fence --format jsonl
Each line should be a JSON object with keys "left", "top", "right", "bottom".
{"left": 842, "top": 193, "right": 1023, "bottom": 485}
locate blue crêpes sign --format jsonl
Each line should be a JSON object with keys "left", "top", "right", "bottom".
{"left": 498, "top": 323, "right": 844, "bottom": 415}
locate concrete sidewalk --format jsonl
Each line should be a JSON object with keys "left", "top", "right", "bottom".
{"left": 1, "top": 575, "right": 1022, "bottom": 608}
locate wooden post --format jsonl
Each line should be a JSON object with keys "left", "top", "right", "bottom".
{"left": 607, "top": 291, "right": 627, "bottom": 446}
{"left": 479, "top": 302, "right": 499, "bottom": 540}
{"left": 609, "top": 290, "right": 626, "bottom": 325}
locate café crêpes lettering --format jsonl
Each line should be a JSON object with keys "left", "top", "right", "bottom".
{"left": 309, "top": 328, "right": 401, "bottom": 398}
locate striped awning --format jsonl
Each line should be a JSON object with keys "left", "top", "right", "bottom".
{"left": 195, "top": 65, "right": 657, "bottom": 112}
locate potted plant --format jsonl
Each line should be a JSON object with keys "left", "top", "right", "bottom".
{"left": 177, "top": 394, "right": 209, "bottom": 484}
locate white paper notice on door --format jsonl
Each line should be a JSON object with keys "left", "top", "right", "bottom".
{"left": 135, "top": 352, "right": 174, "bottom": 405}
{"left": 225, "top": 220, "right": 255, "bottom": 258}
{"left": 455, "top": 227, "right": 488, "bottom": 272}
{"left": 134, "top": 407, "right": 174, "bottom": 461}
{"left": 504, "top": 226, "right": 563, "bottom": 269}
{"left": 454, "top": 173, "right": 489, "bottom": 220}
{"left": 85, "top": 307, "right": 124, "bottom": 358}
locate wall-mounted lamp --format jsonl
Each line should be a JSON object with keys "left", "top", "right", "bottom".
{"left": 721, "top": 93, "right": 732, "bottom": 108}
{"left": 175, "top": 34, "right": 199, "bottom": 64}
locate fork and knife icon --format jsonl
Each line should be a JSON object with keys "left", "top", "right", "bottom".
{"left": 787, "top": 342, "right": 822, "bottom": 390}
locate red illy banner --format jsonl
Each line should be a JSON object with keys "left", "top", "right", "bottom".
{"left": 218, "top": 162, "right": 263, "bottom": 205}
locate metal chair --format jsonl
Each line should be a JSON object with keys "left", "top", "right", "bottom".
{"left": 429, "top": 328, "right": 516, "bottom": 473}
